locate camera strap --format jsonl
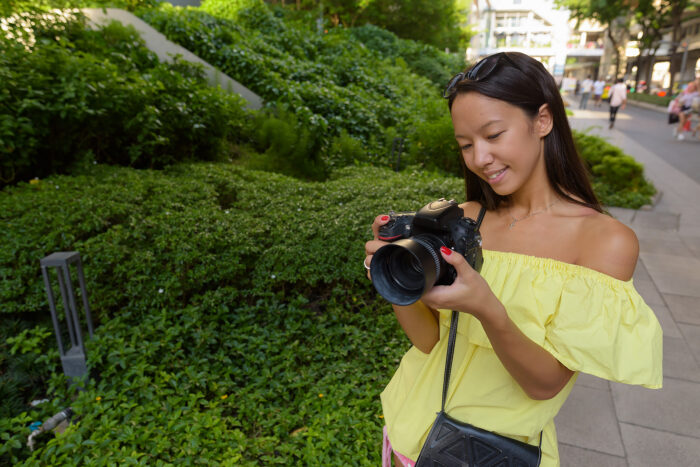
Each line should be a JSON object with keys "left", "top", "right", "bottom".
{"left": 475, "top": 205, "right": 486, "bottom": 230}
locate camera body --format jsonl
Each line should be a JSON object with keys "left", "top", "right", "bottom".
{"left": 370, "top": 199, "right": 483, "bottom": 305}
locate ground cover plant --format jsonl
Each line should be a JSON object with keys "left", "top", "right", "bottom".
{"left": 1, "top": 163, "right": 463, "bottom": 464}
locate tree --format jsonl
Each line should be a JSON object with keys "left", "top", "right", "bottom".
{"left": 265, "top": 0, "right": 466, "bottom": 49}
{"left": 558, "top": 0, "right": 630, "bottom": 79}
{"left": 633, "top": 0, "right": 671, "bottom": 93}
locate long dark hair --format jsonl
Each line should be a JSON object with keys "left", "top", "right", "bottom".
{"left": 447, "top": 52, "right": 602, "bottom": 213}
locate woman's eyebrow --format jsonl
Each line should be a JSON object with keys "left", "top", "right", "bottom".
{"left": 455, "top": 120, "right": 503, "bottom": 138}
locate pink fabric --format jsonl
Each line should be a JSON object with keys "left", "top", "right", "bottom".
{"left": 382, "top": 426, "right": 416, "bottom": 467}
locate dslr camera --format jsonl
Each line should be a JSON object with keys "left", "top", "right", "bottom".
{"left": 370, "top": 199, "right": 483, "bottom": 306}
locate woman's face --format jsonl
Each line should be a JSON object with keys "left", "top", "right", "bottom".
{"left": 450, "top": 92, "right": 550, "bottom": 198}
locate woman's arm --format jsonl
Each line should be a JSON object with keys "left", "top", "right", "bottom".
{"left": 392, "top": 302, "right": 440, "bottom": 354}
{"left": 421, "top": 247, "right": 573, "bottom": 400}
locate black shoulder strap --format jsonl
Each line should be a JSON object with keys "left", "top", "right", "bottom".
{"left": 475, "top": 205, "right": 486, "bottom": 229}
{"left": 441, "top": 204, "right": 486, "bottom": 410}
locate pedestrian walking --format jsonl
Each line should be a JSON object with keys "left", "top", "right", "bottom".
{"left": 593, "top": 78, "right": 605, "bottom": 107}
{"left": 608, "top": 78, "right": 627, "bottom": 129}
{"left": 579, "top": 75, "right": 593, "bottom": 109}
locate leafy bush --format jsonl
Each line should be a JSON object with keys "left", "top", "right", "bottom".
{"left": 0, "top": 11, "right": 251, "bottom": 187}
{"left": 573, "top": 130, "right": 656, "bottom": 208}
{"left": 140, "top": 2, "right": 447, "bottom": 164}
{"left": 0, "top": 162, "right": 463, "bottom": 464}
{"left": 628, "top": 91, "right": 673, "bottom": 107}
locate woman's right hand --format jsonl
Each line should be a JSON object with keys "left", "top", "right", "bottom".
{"left": 363, "top": 214, "right": 391, "bottom": 280}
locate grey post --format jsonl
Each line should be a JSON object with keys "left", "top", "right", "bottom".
{"left": 40, "top": 252, "right": 94, "bottom": 381}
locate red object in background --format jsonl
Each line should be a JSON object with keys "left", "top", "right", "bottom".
{"left": 657, "top": 91, "right": 667, "bottom": 97}
{"left": 684, "top": 119, "right": 691, "bottom": 131}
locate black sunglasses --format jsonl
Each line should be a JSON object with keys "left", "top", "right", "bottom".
{"left": 443, "top": 52, "right": 522, "bottom": 98}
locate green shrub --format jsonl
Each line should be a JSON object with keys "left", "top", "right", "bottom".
{"left": 0, "top": 162, "right": 463, "bottom": 464}
{"left": 573, "top": 130, "right": 656, "bottom": 208}
{"left": 140, "top": 2, "right": 442, "bottom": 165}
{"left": 0, "top": 12, "right": 251, "bottom": 187}
{"left": 628, "top": 91, "right": 672, "bottom": 107}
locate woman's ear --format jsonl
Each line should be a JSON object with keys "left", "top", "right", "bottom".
{"left": 535, "top": 104, "right": 554, "bottom": 137}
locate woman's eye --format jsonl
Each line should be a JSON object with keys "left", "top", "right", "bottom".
{"left": 461, "top": 144, "right": 472, "bottom": 151}
{"left": 488, "top": 131, "right": 504, "bottom": 140}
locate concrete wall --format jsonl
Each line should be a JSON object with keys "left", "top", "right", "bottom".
{"left": 82, "top": 8, "right": 263, "bottom": 110}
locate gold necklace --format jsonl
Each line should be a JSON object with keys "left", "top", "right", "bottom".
{"left": 508, "top": 200, "right": 557, "bottom": 229}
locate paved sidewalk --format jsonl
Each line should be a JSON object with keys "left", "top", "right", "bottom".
{"left": 553, "top": 109, "right": 700, "bottom": 466}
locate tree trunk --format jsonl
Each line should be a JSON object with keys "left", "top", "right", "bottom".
{"left": 668, "top": 1, "right": 683, "bottom": 92}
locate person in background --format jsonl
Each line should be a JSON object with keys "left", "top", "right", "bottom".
{"left": 673, "top": 81, "right": 699, "bottom": 140}
{"left": 608, "top": 78, "right": 627, "bottom": 129}
{"left": 579, "top": 75, "right": 593, "bottom": 109}
{"left": 593, "top": 77, "right": 605, "bottom": 107}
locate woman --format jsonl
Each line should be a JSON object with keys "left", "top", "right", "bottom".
{"left": 364, "top": 52, "right": 662, "bottom": 466}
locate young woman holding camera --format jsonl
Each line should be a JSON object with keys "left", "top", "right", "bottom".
{"left": 363, "top": 52, "right": 662, "bottom": 467}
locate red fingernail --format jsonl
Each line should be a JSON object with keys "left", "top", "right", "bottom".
{"left": 440, "top": 246, "right": 452, "bottom": 255}
{"left": 381, "top": 215, "right": 389, "bottom": 221}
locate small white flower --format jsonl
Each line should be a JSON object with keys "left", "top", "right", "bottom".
{"left": 55, "top": 185, "right": 59, "bottom": 189}
{"left": 297, "top": 208, "right": 301, "bottom": 211}
{"left": 165, "top": 211, "right": 170, "bottom": 215}
{"left": 271, "top": 274, "right": 276, "bottom": 279}
{"left": 158, "top": 288, "right": 164, "bottom": 294}
{"left": 93, "top": 161, "right": 97, "bottom": 165}
{"left": 338, "top": 202, "right": 343, "bottom": 206}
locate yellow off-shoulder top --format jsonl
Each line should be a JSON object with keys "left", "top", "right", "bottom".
{"left": 380, "top": 249, "right": 663, "bottom": 466}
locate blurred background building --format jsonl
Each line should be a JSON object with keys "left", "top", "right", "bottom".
{"left": 465, "top": 0, "right": 700, "bottom": 92}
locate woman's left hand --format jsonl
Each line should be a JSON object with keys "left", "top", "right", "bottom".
{"left": 420, "top": 246, "right": 499, "bottom": 321}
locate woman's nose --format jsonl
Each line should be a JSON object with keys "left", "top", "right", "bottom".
{"left": 472, "top": 141, "right": 494, "bottom": 168}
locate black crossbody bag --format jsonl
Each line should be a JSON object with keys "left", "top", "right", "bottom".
{"left": 415, "top": 238, "right": 543, "bottom": 466}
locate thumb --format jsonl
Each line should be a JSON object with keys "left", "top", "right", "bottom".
{"left": 439, "top": 246, "right": 473, "bottom": 276}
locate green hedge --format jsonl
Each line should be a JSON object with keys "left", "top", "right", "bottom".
{"left": 627, "top": 91, "right": 673, "bottom": 108}
{"left": 573, "top": 130, "right": 656, "bottom": 208}
{"left": 0, "top": 11, "right": 251, "bottom": 187}
{"left": 1, "top": 163, "right": 464, "bottom": 464}
{"left": 139, "top": 1, "right": 464, "bottom": 171}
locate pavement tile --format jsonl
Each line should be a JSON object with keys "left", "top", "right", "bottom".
{"left": 662, "top": 336, "right": 700, "bottom": 383}
{"left": 649, "top": 303, "right": 682, "bottom": 338}
{"left": 620, "top": 423, "right": 700, "bottom": 467}
{"left": 575, "top": 372, "right": 610, "bottom": 391}
{"left": 611, "top": 378, "right": 700, "bottom": 438}
{"left": 678, "top": 323, "right": 700, "bottom": 365}
{"left": 663, "top": 293, "right": 700, "bottom": 326}
{"left": 554, "top": 384, "right": 625, "bottom": 456}
{"left": 639, "top": 252, "right": 700, "bottom": 297}
{"left": 633, "top": 259, "right": 651, "bottom": 282}
{"left": 558, "top": 443, "right": 627, "bottom": 467}
{"left": 679, "top": 235, "right": 700, "bottom": 258}
{"left": 630, "top": 210, "right": 680, "bottom": 231}
{"left": 637, "top": 235, "right": 693, "bottom": 257}
{"left": 633, "top": 278, "right": 665, "bottom": 306}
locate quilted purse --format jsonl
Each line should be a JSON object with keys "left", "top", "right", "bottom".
{"left": 415, "top": 310, "right": 542, "bottom": 467}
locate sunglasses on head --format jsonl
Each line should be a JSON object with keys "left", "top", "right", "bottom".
{"left": 443, "top": 52, "right": 522, "bottom": 99}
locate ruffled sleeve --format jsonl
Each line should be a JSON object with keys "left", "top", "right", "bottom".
{"left": 542, "top": 276, "right": 662, "bottom": 389}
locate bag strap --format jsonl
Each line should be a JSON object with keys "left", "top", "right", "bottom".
{"left": 439, "top": 205, "right": 544, "bottom": 456}
{"left": 441, "top": 205, "right": 486, "bottom": 411}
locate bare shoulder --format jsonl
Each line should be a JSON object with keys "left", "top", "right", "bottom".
{"left": 576, "top": 211, "right": 639, "bottom": 281}
{"left": 459, "top": 201, "right": 485, "bottom": 220}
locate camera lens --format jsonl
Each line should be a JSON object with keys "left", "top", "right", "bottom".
{"left": 370, "top": 234, "right": 446, "bottom": 306}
